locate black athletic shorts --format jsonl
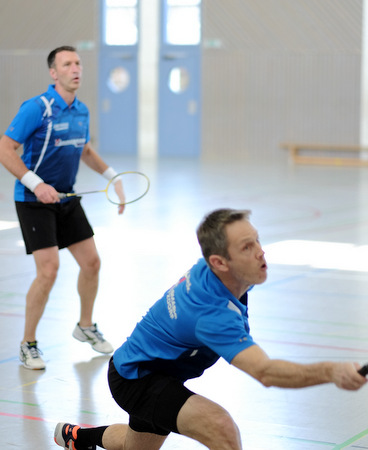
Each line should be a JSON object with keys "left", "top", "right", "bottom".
{"left": 15, "top": 198, "right": 94, "bottom": 254}
{"left": 108, "top": 357, "right": 195, "bottom": 436}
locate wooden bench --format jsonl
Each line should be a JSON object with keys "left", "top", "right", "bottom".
{"left": 281, "top": 142, "right": 368, "bottom": 167}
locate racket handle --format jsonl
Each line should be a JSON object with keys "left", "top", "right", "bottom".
{"left": 358, "top": 364, "right": 368, "bottom": 377}
{"left": 58, "top": 193, "right": 67, "bottom": 199}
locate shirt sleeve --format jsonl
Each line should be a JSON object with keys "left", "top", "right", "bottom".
{"left": 195, "top": 307, "right": 256, "bottom": 363}
{"left": 5, "top": 99, "right": 43, "bottom": 144}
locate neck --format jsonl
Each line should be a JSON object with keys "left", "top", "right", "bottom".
{"left": 55, "top": 85, "right": 76, "bottom": 106}
{"left": 211, "top": 269, "right": 249, "bottom": 299}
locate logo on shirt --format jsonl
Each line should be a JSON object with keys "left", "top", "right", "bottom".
{"left": 166, "top": 270, "right": 191, "bottom": 320}
{"left": 54, "top": 138, "right": 86, "bottom": 148}
{"left": 53, "top": 122, "right": 69, "bottom": 131}
{"left": 166, "top": 288, "right": 178, "bottom": 320}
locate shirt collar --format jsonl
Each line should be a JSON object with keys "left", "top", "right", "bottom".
{"left": 47, "top": 84, "right": 81, "bottom": 110}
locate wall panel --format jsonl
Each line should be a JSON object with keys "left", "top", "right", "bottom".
{"left": 0, "top": 0, "right": 98, "bottom": 142}
{"left": 202, "top": 0, "right": 363, "bottom": 161}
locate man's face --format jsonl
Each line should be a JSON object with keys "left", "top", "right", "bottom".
{"left": 50, "top": 51, "right": 82, "bottom": 93}
{"left": 224, "top": 219, "right": 268, "bottom": 288}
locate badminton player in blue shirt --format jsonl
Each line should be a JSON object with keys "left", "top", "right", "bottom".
{"left": 0, "top": 46, "right": 125, "bottom": 370}
{"left": 54, "top": 208, "right": 367, "bottom": 450}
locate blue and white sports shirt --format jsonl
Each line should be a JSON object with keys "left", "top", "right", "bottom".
{"left": 5, "top": 84, "right": 90, "bottom": 202}
{"left": 113, "top": 258, "right": 256, "bottom": 381}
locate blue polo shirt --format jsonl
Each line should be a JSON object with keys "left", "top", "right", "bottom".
{"left": 5, "top": 84, "right": 90, "bottom": 202}
{"left": 113, "top": 258, "right": 256, "bottom": 381}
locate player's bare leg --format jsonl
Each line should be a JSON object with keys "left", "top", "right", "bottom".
{"left": 177, "top": 394, "right": 242, "bottom": 450}
{"left": 23, "top": 246, "right": 59, "bottom": 343}
{"left": 68, "top": 237, "right": 100, "bottom": 327}
{"left": 101, "top": 424, "right": 167, "bottom": 450}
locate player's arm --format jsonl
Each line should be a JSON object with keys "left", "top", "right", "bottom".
{"left": 0, "top": 135, "right": 28, "bottom": 179}
{"left": 231, "top": 344, "right": 366, "bottom": 391}
{"left": 81, "top": 142, "right": 125, "bottom": 214}
{"left": 80, "top": 142, "right": 109, "bottom": 174}
{"left": 0, "top": 135, "right": 59, "bottom": 203}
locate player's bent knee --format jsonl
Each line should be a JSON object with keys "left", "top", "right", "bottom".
{"left": 210, "top": 412, "right": 241, "bottom": 446}
{"left": 178, "top": 397, "right": 241, "bottom": 449}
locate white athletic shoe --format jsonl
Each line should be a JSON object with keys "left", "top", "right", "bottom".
{"left": 54, "top": 422, "right": 97, "bottom": 449}
{"left": 72, "top": 323, "right": 113, "bottom": 354}
{"left": 20, "top": 341, "right": 46, "bottom": 370}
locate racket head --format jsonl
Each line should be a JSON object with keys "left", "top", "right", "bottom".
{"left": 106, "top": 171, "right": 150, "bottom": 206}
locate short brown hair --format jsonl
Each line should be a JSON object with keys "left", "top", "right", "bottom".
{"left": 196, "top": 208, "right": 251, "bottom": 266}
{"left": 47, "top": 46, "right": 77, "bottom": 68}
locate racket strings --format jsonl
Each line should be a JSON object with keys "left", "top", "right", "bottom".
{"left": 58, "top": 171, "right": 150, "bottom": 206}
{"left": 106, "top": 171, "right": 150, "bottom": 205}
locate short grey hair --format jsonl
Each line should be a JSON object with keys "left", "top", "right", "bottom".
{"left": 196, "top": 208, "right": 251, "bottom": 266}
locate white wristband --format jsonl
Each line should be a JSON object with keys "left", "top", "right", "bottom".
{"left": 20, "top": 171, "right": 44, "bottom": 192}
{"left": 102, "top": 167, "right": 120, "bottom": 185}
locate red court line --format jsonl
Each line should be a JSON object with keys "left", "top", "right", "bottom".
{"left": 0, "top": 411, "right": 52, "bottom": 422}
{"left": 0, "top": 411, "right": 92, "bottom": 428}
{"left": 259, "top": 338, "right": 368, "bottom": 353}
{"left": 0, "top": 312, "right": 25, "bottom": 318}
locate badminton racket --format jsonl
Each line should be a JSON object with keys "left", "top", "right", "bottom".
{"left": 358, "top": 364, "right": 368, "bottom": 377}
{"left": 58, "top": 171, "right": 150, "bottom": 206}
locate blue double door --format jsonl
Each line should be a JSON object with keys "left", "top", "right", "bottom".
{"left": 98, "top": 1, "right": 201, "bottom": 157}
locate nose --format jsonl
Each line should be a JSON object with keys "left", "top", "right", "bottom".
{"left": 256, "top": 243, "right": 265, "bottom": 258}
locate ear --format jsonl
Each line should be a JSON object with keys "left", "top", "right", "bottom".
{"left": 49, "top": 67, "right": 57, "bottom": 81}
{"left": 208, "top": 254, "right": 229, "bottom": 272}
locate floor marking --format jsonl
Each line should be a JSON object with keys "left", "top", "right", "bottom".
{"left": 0, "top": 398, "right": 39, "bottom": 407}
{"left": 0, "top": 356, "right": 19, "bottom": 365}
{"left": 0, "top": 411, "right": 92, "bottom": 428}
{"left": 263, "top": 434, "right": 335, "bottom": 447}
{"left": 0, "top": 312, "right": 25, "bottom": 318}
{"left": 17, "top": 377, "right": 54, "bottom": 388}
{"left": 0, "top": 411, "right": 53, "bottom": 423}
{"left": 259, "top": 338, "right": 368, "bottom": 353}
{"left": 257, "top": 327, "right": 368, "bottom": 344}
{"left": 254, "top": 313, "right": 368, "bottom": 330}
{"left": 80, "top": 409, "right": 99, "bottom": 415}
{"left": 332, "top": 428, "right": 368, "bottom": 449}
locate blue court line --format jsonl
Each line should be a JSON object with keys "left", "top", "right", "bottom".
{"left": 0, "top": 343, "right": 62, "bottom": 365}
{"left": 0, "top": 356, "right": 19, "bottom": 365}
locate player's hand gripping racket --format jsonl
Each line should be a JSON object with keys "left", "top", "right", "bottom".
{"left": 58, "top": 171, "right": 150, "bottom": 206}
{"left": 358, "top": 364, "right": 368, "bottom": 377}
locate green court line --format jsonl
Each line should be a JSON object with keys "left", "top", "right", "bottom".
{"left": 80, "top": 410, "right": 99, "bottom": 415}
{"left": 268, "top": 434, "right": 335, "bottom": 447}
{"left": 332, "top": 428, "right": 368, "bottom": 449}
{"left": 256, "top": 431, "right": 368, "bottom": 448}
{"left": 0, "top": 398, "right": 39, "bottom": 407}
